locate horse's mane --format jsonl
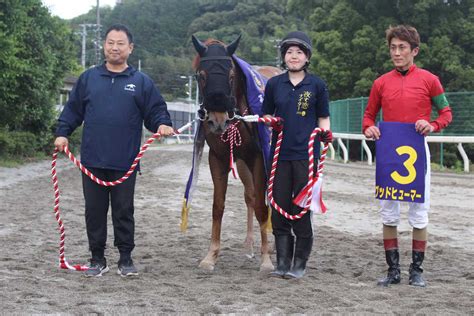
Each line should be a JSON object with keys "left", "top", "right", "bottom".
{"left": 192, "top": 38, "right": 226, "bottom": 70}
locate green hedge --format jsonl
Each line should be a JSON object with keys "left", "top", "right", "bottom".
{"left": 0, "top": 126, "right": 82, "bottom": 160}
{"left": 0, "top": 130, "right": 41, "bottom": 158}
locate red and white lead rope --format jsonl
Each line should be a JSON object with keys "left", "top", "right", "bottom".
{"left": 220, "top": 110, "right": 248, "bottom": 178}
{"left": 220, "top": 121, "right": 242, "bottom": 178}
{"left": 238, "top": 115, "right": 328, "bottom": 220}
{"left": 51, "top": 121, "right": 194, "bottom": 271}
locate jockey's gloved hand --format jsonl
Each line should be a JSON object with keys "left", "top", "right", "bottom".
{"left": 320, "top": 130, "right": 333, "bottom": 143}
{"left": 271, "top": 118, "right": 284, "bottom": 132}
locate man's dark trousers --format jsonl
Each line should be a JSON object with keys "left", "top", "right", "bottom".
{"left": 82, "top": 168, "right": 137, "bottom": 261}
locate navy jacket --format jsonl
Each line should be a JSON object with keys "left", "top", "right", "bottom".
{"left": 262, "top": 72, "right": 330, "bottom": 160}
{"left": 56, "top": 64, "right": 172, "bottom": 171}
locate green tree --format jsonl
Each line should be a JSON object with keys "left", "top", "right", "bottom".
{"left": 70, "top": 0, "right": 200, "bottom": 98}
{"left": 67, "top": 0, "right": 474, "bottom": 101}
{"left": 288, "top": 0, "right": 474, "bottom": 99}
{"left": 0, "top": 0, "right": 77, "bottom": 158}
{"left": 70, "top": 0, "right": 301, "bottom": 98}
{"left": 189, "top": 0, "right": 294, "bottom": 65}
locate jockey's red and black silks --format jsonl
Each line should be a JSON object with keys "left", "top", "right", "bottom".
{"left": 363, "top": 64, "right": 452, "bottom": 133}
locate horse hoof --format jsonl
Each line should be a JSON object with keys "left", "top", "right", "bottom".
{"left": 199, "top": 260, "right": 215, "bottom": 271}
{"left": 243, "top": 240, "right": 254, "bottom": 259}
{"left": 259, "top": 262, "right": 274, "bottom": 273}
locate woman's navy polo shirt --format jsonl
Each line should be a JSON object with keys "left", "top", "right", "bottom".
{"left": 262, "top": 72, "right": 330, "bottom": 160}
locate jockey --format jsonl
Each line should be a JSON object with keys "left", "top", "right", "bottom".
{"left": 263, "top": 31, "right": 332, "bottom": 279}
{"left": 363, "top": 25, "right": 453, "bottom": 287}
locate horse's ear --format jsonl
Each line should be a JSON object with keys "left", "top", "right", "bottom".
{"left": 226, "top": 34, "right": 241, "bottom": 56}
{"left": 192, "top": 35, "right": 207, "bottom": 56}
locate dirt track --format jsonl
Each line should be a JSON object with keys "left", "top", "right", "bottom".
{"left": 1, "top": 143, "right": 473, "bottom": 314}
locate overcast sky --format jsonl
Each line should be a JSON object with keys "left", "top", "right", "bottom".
{"left": 42, "top": 0, "right": 117, "bottom": 20}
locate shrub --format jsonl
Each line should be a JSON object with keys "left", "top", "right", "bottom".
{"left": 0, "top": 130, "right": 12, "bottom": 157}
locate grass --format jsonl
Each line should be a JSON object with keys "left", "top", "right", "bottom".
{"left": 0, "top": 153, "right": 50, "bottom": 168}
{"left": 430, "top": 162, "right": 473, "bottom": 174}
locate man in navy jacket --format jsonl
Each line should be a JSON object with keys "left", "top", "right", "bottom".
{"left": 54, "top": 24, "right": 173, "bottom": 277}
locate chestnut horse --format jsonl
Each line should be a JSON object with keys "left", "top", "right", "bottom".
{"left": 191, "top": 35, "right": 280, "bottom": 271}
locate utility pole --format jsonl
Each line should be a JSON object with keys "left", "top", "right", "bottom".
{"left": 187, "top": 76, "right": 193, "bottom": 102}
{"left": 275, "top": 39, "right": 281, "bottom": 68}
{"left": 79, "top": 24, "right": 87, "bottom": 68}
{"left": 188, "top": 75, "right": 193, "bottom": 133}
{"left": 78, "top": 23, "right": 100, "bottom": 68}
{"left": 181, "top": 75, "right": 193, "bottom": 130}
{"left": 268, "top": 38, "right": 281, "bottom": 67}
{"left": 180, "top": 75, "right": 193, "bottom": 102}
{"left": 96, "top": 0, "right": 101, "bottom": 65}
{"left": 194, "top": 77, "right": 199, "bottom": 135}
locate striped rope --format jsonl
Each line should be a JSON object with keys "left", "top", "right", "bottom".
{"left": 51, "top": 121, "right": 194, "bottom": 271}
{"left": 267, "top": 127, "right": 328, "bottom": 220}
{"left": 238, "top": 115, "right": 328, "bottom": 220}
{"left": 220, "top": 121, "right": 242, "bottom": 178}
{"left": 220, "top": 110, "right": 248, "bottom": 179}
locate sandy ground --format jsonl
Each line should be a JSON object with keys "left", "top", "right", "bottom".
{"left": 1, "top": 143, "right": 473, "bottom": 314}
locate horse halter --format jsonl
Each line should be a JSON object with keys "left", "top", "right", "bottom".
{"left": 192, "top": 35, "right": 242, "bottom": 122}
{"left": 195, "top": 54, "right": 238, "bottom": 121}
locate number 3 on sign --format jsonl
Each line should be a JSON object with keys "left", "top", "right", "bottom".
{"left": 390, "top": 145, "right": 417, "bottom": 185}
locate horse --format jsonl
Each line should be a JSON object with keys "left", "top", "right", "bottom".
{"left": 191, "top": 35, "right": 281, "bottom": 271}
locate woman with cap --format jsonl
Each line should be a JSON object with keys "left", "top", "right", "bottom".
{"left": 263, "top": 31, "right": 332, "bottom": 279}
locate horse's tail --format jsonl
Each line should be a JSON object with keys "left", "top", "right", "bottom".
{"left": 265, "top": 206, "right": 272, "bottom": 233}
{"left": 181, "top": 198, "right": 189, "bottom": 232}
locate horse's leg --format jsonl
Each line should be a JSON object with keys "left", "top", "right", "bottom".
{"left": 252, "top": 154, "right": 274, "bottom": 272}
{"left": 199, "top": 150, "right": 229, "bottom": 271}
{"left": 236, "top": 159, "right": 255, "bottom": 259}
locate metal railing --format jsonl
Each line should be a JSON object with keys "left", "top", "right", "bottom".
{"left": 330, "top": 92, "right": 474, "bottom": 136}
{"left": 331, "top": 133, "right": 474, "bottom": 172}
{"left": 329, "top": 92, "right": 474, "bottom": 172}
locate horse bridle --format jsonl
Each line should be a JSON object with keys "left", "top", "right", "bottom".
{"left": 196, "top": 55, "right": 238, "bottom": 121}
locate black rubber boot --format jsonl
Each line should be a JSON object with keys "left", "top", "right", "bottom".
{"left": 285, "top": 237, "right": 313, "bottom": 279}
{"left": 377, "top": 249, "right": 401, "bottom": 286}
{"left": 409, "top": 251, "right": 426, "bottom": 287}
{"left": 269, "top": 235, "right": 294, "bottom": 278}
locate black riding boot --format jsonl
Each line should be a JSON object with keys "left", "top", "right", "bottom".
{"left": 285, "top": 237, "right": 313, "bottom": 279}
{"left": 269, "top": 235, "right": 294, "bottom": 278}
{"left": 409, "top": 251, "right": 426, "bottom": 287}
{"left": 377, "top": 249, "right": 401, "bottom": 286}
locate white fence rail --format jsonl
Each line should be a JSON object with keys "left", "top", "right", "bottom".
{"left": 332, "top": 133, "right": 474, "bottom": 172}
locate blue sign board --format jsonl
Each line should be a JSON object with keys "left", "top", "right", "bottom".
{"left": 375, "top": 122, "right": 426, "bottom": 203}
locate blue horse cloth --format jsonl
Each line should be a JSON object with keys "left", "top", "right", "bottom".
{"left": 233, "top": 55, "right": 271, "bottom": 169}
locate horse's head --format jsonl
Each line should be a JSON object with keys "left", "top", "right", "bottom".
{"left": 192, "top": 35, "right": 241, "bottom": 134}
